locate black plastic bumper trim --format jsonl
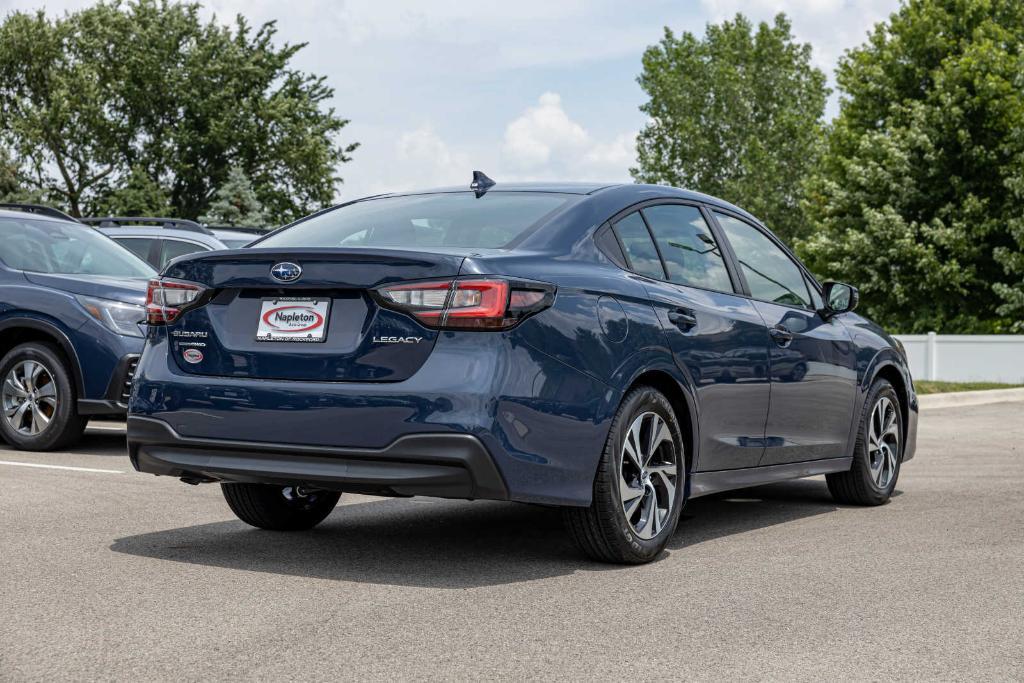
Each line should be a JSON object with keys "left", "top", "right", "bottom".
{"left": 77, "top": 399, "right": 127, "bottom": 416}
{"left": 127, "top": 416, "right": 509, "bottom": 501}
{"left": 689, "top": 456, "right": 852, "bottom": 499}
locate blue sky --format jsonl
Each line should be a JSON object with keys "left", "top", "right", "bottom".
{"left": 0, "top": 0, "right": 897, "bottom": 200}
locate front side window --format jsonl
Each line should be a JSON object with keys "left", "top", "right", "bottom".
{"left": 612, "top": 212, "right": 665, "bottom": 279}
{"left": 257, "top": 192, "right": 576, "bottom": 250}
{"left": 642, "top": 204, "right": 732, "bottom": 292}
{"left": 0, "top": 218, "right": 154, "bottom": 278}
{"left": 714, "top": 212, "right": 811, "bottom": 307}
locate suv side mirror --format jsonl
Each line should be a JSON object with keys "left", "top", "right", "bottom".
{"left": 821, "top": 281, "right": 859, "bottom": 317}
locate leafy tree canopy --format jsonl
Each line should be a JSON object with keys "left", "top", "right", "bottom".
{"left": 801, "top": 0, "right": 1024, "bottom": 333}
{"left": 633, "top": 13, "right": 829, "bottom": 243}
{"left": 199, "top": 166, "right": 267, "bottom": 227}
{"left": 0, "top": 0, "right": 357, "bottom": 223}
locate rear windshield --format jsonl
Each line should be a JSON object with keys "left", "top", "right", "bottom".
{"left": 257, "top": 192, "right": 576, "bottom": 250}
{"left": 0, "top": 217, "right": 155, "bottom": 277}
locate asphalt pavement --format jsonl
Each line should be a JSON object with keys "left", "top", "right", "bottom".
{"left": 1, "top": 403, "right": 1022, "bottom": 681}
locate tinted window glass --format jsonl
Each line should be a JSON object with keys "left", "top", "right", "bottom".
{"left": 160, "top": 239, "right": 209, "bottom": 268}
{"left": 258, "top": 192, "right": 575, "bottom": 250}
{"left": 612, "top": 212, "right": 664, "bottom": 279}
{"left": 643, "top": 205, "right": 732, "bottom": 292}
{"left": 113, "top": 237, "right": 156, "bottom": 263}
{"left": 715, "top": 213, "right": 811, "bottom": 307}
{"left": 0, "top": 218, "right": 154, "bottom": 277}
{"left": 594, "top": 224, "right": 627, "bottom": 268}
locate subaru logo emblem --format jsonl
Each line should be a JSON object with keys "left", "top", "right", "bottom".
{"left": 270, "top": 262, "right": 302, "bottom": 283}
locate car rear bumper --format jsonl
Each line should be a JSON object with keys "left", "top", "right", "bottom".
{"left": 128, "top": 416, "right": 509, "bottom": 501}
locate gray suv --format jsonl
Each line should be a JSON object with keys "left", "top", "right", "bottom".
{"left": 82, "top": 217, "right": 259, "bottom": 269}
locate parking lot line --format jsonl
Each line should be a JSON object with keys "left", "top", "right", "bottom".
{"left": 87, "top": 422, "right": 127, "bottom": 431}
{"left": 0, "top": 459, "right": 124, "bottom": 474}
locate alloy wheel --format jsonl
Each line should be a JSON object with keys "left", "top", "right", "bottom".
{"left": 2, "top": 360, "right": 58, "bottom": 436}
{"left": 868, "top": 396, "right": 900, "bottom": 489}
{"left": 619, "top": 411, "right": 679, "bottom": 540}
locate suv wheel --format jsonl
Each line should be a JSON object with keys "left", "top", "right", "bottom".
{"left": 0, "top": 342, "right": 86, "bottom": 451}
{"left": 827, "top": 379, "right": 903, "bottom": 505}
{"left": 564, "top": 386, "right": 685, "bottom": 564}
{"left": 221, "top": 483, "right": 341, "bottom": 531}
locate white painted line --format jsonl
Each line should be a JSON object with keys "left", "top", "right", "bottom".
{"left": 87, "top": 423, "right": 127, "bottom": 432}
{"left": 0, "top": 460, "right": 124, "bottom": 474}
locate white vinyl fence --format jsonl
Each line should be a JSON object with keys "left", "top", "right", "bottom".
{"left": 894, "top": 333, "right": 1024, "bottom": 383}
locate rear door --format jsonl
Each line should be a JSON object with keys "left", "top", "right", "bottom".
{"left": 160, "top": 248, "right": 465, "bottom": 382}
{"left": 611, "top": 204, "right": 771, "bottom": 471}
{"left": 711, "top": 210, "right": 858, "bottom": 465}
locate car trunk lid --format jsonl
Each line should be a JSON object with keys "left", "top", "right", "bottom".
{"left": 159, "top": 248, "right": 466, "bottom": 382}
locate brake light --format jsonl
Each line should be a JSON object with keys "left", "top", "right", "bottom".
{"left": 374, "top": 278, "right": 554, "bottom": 330}
{"left": 146, "top": 279, "right": 206, "bottom": 324}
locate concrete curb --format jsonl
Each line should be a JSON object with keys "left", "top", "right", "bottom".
{"left": 919, "top": 387, "right": 1024, "bottom": 411}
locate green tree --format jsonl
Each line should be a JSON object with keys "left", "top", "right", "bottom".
{"left": 200, "top": 166, "right": 267, "bottom": 227}
{"left": 0, "top": 147, "right": 43, "bottom": 204}
{"left": 633, "top": 14, "right": 828, "bottom": 243}
{"left": 95, "top": 165, "right": 171, "bottom": 216}
{"left": 801, "top": 0, "right": 1024, "bottom": 333}
{"left": 0, "top": 0, "right": 357, "bottom": 222}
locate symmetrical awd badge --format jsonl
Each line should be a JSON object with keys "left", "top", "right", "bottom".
{"left": 270, "top": 262, "right": 302, "bottom": 282}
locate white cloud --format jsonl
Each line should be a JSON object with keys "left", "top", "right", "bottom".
{"left": 501, "top": 93, "right": 635, "bottom": 181}
{"left": 699, "top": 0, "right": 894, "bottom": 70}
{"left": 2, "top": 0, "right": 898, "bottom": 202}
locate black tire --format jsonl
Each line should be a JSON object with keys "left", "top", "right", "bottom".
{"left": 564, "top": 386, "right": 685, "bottom": 564}
{"left": 827, "top": 379, "right": 903, "bottom": 506}
{"left": 221, "top": 483, "right": 341, "bottom": 531}
{"left": 0, "top": 342, "right": 86, "bottom": 451}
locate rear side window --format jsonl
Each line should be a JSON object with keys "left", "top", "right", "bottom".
{"left": 642, "top": 204, "right": 732, "bottom": 292}
{"left": 612, "top": 212, "right": 665, "bottom": 279}
{"left": 160, "top": 238, "right": 209, "bottom": 267}
{"left": 257, "top": 192, "right": 576, "bottom": 250}
{"left": 714, "top": 212, "right": 812, "bottom": 307}
{"left": 113, "top": 237, "right": 156, "bottom": 263}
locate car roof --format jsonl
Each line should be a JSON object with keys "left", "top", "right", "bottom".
{"left": 0, "top": 208, "right": 78, "bottom": 224}
{"left": 351, "top": 182, "right": 763, "bottom": 226}
{"left": 97, "top": 226, "right": 226, "bottom": 248}
{"left": 380, "top": 181, "right": 618, "bottom": 196}
{"left": 211, "top": 229, "right": 259, "bottom": 240}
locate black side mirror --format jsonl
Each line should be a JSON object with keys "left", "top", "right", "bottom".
{"left": 821, "top": 281, "right": 859, "bottom": 317}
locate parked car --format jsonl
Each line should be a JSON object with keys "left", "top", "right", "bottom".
{"left": 207, "top": 227, "right": 264, "bottom": 249}
{"left": 81, "top": 217, "right": 249, "bottom": 270}
{"left": 127, "top": 176, "right": 918, "bottom": 563}
{"left": 0, "top": 204, "right": 154, "bottom": 450}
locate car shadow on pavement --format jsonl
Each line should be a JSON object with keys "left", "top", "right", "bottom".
{"left": 110, "top": 478, "right": 841, "bottom": 589}
{"left": 69, "top": 432, "right": 128, "bottom": 456}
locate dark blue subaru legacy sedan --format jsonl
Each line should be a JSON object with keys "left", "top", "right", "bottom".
{"left": 128, "top": 178, "right": 918, "bottom": 563}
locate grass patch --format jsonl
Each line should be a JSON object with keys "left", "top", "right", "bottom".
{"left": 915, "top": 381, "right": 1023, "bottom": 395}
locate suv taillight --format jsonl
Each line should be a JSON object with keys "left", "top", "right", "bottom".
{"left": 374, "top": 278, "right": 554, "bottom": 330}
{"left": 146, "top": 279, "right": 206, "bottom": 325}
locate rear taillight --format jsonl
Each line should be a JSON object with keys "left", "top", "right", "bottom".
{"left": 374, "top": 278, "right": 554, "bottom": 330}
{"left": 146, "top": 278, "right": 206, "bottom": 325}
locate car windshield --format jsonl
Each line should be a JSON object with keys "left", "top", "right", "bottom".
{"left": 0, "top": 217, "right": 155, "bottom": 277}
{"left": 256, "top": 192, "right": 577, "bottom": 250}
